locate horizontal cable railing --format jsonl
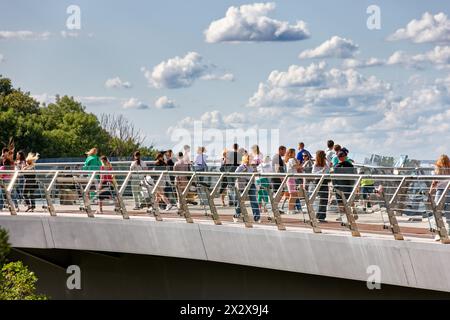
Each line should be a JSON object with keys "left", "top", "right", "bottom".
{"left": 0, "top": 170, "right": 449, "bottom": 243}
{"left": 33, "top": 160, "right": 436, "bottom": 174}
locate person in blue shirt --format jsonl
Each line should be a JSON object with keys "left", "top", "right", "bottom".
{"left": 296, "top": 142, "right": 312, "bottom": 164}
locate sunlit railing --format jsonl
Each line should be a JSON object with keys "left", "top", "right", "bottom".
{"left": 33, "top": 160, "right": 436, "bottom": 174}
{"left": 0, "top": 169, "right": 449, "bottom": 243}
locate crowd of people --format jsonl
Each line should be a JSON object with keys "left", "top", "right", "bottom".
{"left": 0, "top": 147, "right": 40, "bottom": 212}
{"left": 0, "top": 141, "right": 449, "bottom": 227}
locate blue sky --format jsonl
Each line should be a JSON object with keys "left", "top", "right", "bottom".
{"left": 1, "top": 0, "right": 450, "bottom": 160}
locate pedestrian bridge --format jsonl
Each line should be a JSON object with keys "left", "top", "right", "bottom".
{"left": 0, "top": 168, "right": 449, "bottom": 296}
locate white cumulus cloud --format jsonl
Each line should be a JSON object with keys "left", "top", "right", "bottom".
{"left": 204, "top": 2, "right": 310, "bottom": 43}
{"left": 388, "top": 12, "right": 450, "bottom": 44}
{"left": 386, "top": 46, "right": 450, "bottom": 69}
{"left": 122, "top": 98, "right": 148, "bottom": 110}
{"left": 200, "top": 73, "right": 235, "bottom": 81}
{"left": 105, "top": 77, "right": 132, "bottom": 89}
{"left": 248, "top": 62, "right": 391, "bottom": 111}
{"left": 142, "top": 52, "right": 217, "bottom": 89}
{"left": 155, "top": 96, "right": 177, "bottom": 109}
{"left": 60, "top": 30, "right": 80, "bottom": 38}
{"left": 342, "top": 46, "right": 450, "bottom": 70}
{"left": 299, "top": 36, "right": 359, "bottom": 59}
{"left": 0, "top": 30, "right": 50, "bottom": 40}
{"left": 342, "top": 57, "right": 384, "bottom": 69}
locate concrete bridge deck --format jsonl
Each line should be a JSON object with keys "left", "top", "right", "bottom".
{"left": 1, "top": 204, "right": 450, "bottom": 293}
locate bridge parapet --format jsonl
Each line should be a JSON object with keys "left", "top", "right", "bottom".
{"left": 0, "top": 169, "right": 449, "bottom": 242}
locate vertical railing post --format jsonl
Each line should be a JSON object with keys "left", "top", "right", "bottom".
{"left": 6, "top": 171, "right": 19, "bottom": 215}
{"left": 428, "top": 180, "right": 450, "bottom": 244}
{"left": 140, "top": 175, "right": 161, "bottom": 221}
{"left": 270, "top": 174, "right": 289, "bottom": 219}
{"left": 334, "top": 187, "right": 360, "bottom": 237}
{"left": 179, "top": 173, "right": 195, "bottom": 223}
{"left": 115, "top": 171, "right": 130, "bottom": 219}
{"left": 150, "top": 172, "right": 168, "bottom": 221}
{"left": 82, "top": 172, "right": 96, "bottom": 218}
{"left": 45, "top": 171, "right": 59, "bottom": 216}
{"left": 234, "top": 174, "right": 256, "bottom": 228}
{"left": 378, "top": 177, "right": 406, "bottom": 240}
{"left": 202, "top": 175, "right": 222, "bottom": 225}
{"left": 265, "top": 183, "right": 285, "bottom": 230}
{"left": 309, "top": 175, "right": 325, "bottom": 203}
{"left": 437, "top": 181, "right": 450, "bottom": 212}
{"left": 298, "top": 184, "right": 321, "bottom": 233}
{"left": 233, "top": 185, "right": 252, "bottom": 228}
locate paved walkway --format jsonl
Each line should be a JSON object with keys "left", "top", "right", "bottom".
{"left": 2, "top": 197, "right": 439, "bottom": 242}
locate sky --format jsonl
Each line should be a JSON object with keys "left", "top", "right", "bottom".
{"left": 1, "top": 0, "right": 449, "bottom": 161}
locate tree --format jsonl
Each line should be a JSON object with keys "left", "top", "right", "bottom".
{"left": 0, "top": 228, "right": 10, "bottom": 266}
{"left": 40, "top": 95, "right": 112, "bottom": 157}
{"left": 0, "top": 75, "right": 157, "bottom": 158}
{"left": 100, "top": 113, "right": 144, "bottom": 157}
{"left": 0, "top": 227, "right": 47, "bottom": 300}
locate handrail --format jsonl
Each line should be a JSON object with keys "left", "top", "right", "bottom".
{"left": 0, "top": 169, "right": 448, "bottom": 180}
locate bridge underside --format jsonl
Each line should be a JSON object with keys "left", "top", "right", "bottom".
{"left": 11, "top": 248, "right": 450, "bottom": 299}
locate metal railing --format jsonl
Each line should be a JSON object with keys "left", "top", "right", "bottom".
{"left": 0, "top": 169, "right": 449, "bottom": 243}
{"left": 33, "top": 160, "right": 436, "bottom": 174}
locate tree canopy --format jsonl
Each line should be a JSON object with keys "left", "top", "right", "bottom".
{"left": 0, "top": 75, "right": 157, "bottom": 158}
{"left": 0, "top": 227, "right": 47, "bottom": 300}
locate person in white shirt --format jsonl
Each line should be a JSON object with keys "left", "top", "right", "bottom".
{"left": 183, "top": 145, "right": 191, "bottom": 164}
{"left": 285, "top": 148, "right": 300, "bottom": 214}
{"left": 250, "top": 144, "right": 263, "bottom": 167}
{"left": 256, "top": 156, "right": 272, "bottom": 213}
{"left": 130, "top": 150, "right": 147, "bottom": 210}
{"left": 325, "top": 140, "right": 335, "bottom": 166}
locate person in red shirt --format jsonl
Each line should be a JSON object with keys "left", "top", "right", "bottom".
{"left": 97, "top": 156, "right": 118, "bottom": 213}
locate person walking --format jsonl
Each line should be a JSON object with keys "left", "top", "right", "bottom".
{"left": 234, "top": 155, "right": 261, "bottom": 223}
{"left": 325, "top": 140, "right": 335, "bottom": 166}
{"left": 312, "top": 150, "right": 330, "bottom": 221}
{"left": 15, "top": 150, "right": 26, "bottom": 205}
{"left": 0, "top": 158, "right": 19, "bottom": 211}
{"left": 173, "top": 152, "right": 190, "bottom": 208}
{"left": 82, "top": 148, "right": 102, "bottom": 171}
{"left": 256, "top": 156, "right": 272, "bottom": 214}
{"left": 96, "top": 156, "right": 119, "bottom": 214}
{"left": 218, "top": 149, "right": 229, "bottom": 206}
{"left": 430, "top": 154, "right": 450, "bottom": 240}
{"left": 285, "top": 148, "right": 300, "bottom": 215}
{"left": 250, "top": 145, "right": 263, "bottom": 166}
{"left": 154, "top": 153, "right": 173, "bottom": 211}
{"left": 333, "top": 150, "right": 357, "bottom": 221}
{"left": 271, "top": 145, "right": 287, "bottom": 193}
{"left": 296, "top": 142, "right": 312, "bottom": 165}
{"left": 22, "top": 153, "right": 39, "bottom": 212}
{"left": 130, "top": 150, "right": 147, "bottom": 210}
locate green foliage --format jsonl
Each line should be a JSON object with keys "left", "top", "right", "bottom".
{"left": 0, "top": 75, "right": 157, "bottom": 158}
{"left": 0, "top": 261, "right": 48, "bottom": 300}
{"left": 0, "top": 228, "right": 10, "bottom": 266}
{"left": 0, "top": 227, "right": 48, "bottom": 300}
